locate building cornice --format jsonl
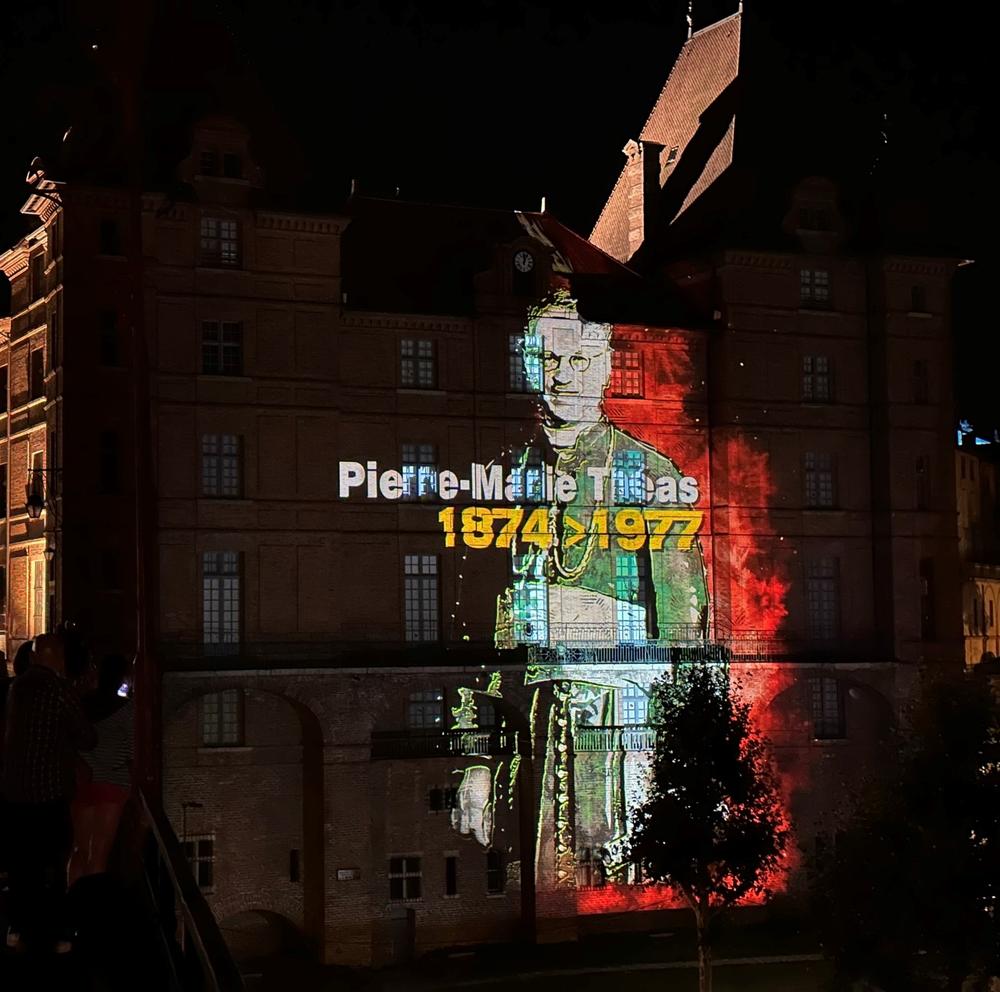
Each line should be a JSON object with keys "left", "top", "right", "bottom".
{"left": 720, "top": 251, "right": 794, "bottom": 270}
{"left": 256, "top": 212, "right": 348, "bottom": 235}
{"left": 341, "top": 312, "right": 470, "bottom": 334}
{"left": 882, "top": 256, "right": 969, "bottom": 276}
{"left": 0, "top": 227, "right": 46, "bottom": 280}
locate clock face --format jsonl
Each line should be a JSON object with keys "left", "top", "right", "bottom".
{"left": 513, "top": 250, "right": 535, "bottom": 274}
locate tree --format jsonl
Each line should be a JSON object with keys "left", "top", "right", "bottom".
{"left": 816, "top": 669, "right": 1000, "bottom": 991}
{"left": 628, "top": 663, "right": 788, "bottom": 992}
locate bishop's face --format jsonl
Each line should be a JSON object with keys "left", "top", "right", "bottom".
{"left": 535, "top": 316, "right": 612, "bottom": 434}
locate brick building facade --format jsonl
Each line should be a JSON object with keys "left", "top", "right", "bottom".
{"left": 0, "top": 7, "right": 970, "bottom": 972}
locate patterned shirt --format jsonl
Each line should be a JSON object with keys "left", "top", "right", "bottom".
{"left": 85, "top": 699, "right": 134, "bottom": 789}
{"left": 2, "top": 665, "right": 97, "bottom": 804}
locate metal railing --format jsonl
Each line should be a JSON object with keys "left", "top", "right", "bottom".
{"left": 371, "top": 727, "right": 520, "bottom": 759}
{"left": 137, "top": 788, "right": 246, "bottom": 992}
{"left": 572, "top": 723, "right": 654, "bottom": 752}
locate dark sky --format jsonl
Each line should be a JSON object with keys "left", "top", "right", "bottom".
{"left": 1, "top": 0, "right": 996, "bottom": 421}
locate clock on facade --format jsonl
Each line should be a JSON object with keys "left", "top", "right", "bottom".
{"left": 513, "top": 250, "right": 535, "bottom": 274}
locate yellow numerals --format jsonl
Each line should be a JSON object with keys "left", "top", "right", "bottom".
{"left": 438, "top": 506, "right": 703, "bottom": 551}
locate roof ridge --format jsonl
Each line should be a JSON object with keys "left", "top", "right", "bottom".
{"left": 690, "top": 9, "right": 741, "bottom": 41}
{"left": 638, "top": 9, "right": 742, "bottom": 141}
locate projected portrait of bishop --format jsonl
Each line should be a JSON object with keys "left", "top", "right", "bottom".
{"left": 497, "top": 294, "right": 709, "bottom": 648}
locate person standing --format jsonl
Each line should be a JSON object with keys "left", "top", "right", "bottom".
{"left": 69, "top": 654, "right": 134, "bottom": 886}
{"left": 3, "top": 632, "right": 97, "bottom": 953}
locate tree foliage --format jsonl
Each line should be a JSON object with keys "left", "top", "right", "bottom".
{"left": 815, "top": 669, "right": 1000, "bottom": 991}
{"left": 628, "top": 663, "right": 788, "bottom": 990}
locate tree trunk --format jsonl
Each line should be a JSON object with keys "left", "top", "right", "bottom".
{"left": 696, "top": 903, "right": 712, "bottom": 992}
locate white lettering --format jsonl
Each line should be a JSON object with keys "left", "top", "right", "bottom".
{"left": 654, "top": 475, "right": 678, "bottom": 504}
{"left": 471, "top": 463, "right": 503, "bottom": 501}
{"left": 339, "top": 461, "right": 366, "bottom": 497}
{"left": 366, "top": 461, "right": 378, "bottom": 499}
{"left": 379, "top": 470, "right": 403, "bottom": 499}
{"left": 439, "top": 471, "right": 460, "bottom": 500}
{"left": 554, "top": 473, "right": 577, "bottom": 503}
{"left": 679, "top": 476, "right": 699, "bottom": 504}
{"left": 586, "top": 466, "right": 610, "bottom": 501}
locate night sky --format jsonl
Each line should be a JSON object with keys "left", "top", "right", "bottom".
{"left": 1, "top": 0, "right": 996, "bottom": 424}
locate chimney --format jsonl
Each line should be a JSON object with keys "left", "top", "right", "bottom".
{"left": 623, "top": 139, "right": 665, "bottom": 258}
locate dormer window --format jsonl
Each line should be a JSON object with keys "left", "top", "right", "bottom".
{"left": 200, "top": 150, "right": 218, "bottom": 176}
{"left": 222, "top": 153, "right": 241, "bottom": 179}
{"left": 666, "top": 145, "right": 679, "bottom": 164}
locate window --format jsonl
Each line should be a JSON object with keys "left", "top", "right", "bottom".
{"left": 486, "top": 849, "right": 505, "bottom": 895}
{"left": 444, "top": 855, "right": 458, "bottom": 897}
{"left": 222, "top": 153, "right": 242, "bottom": 179}
{"left": 666, "top": 145, "right": 679, "bottom": 164}
{"left": 509, "top": 447, "right": 544, "bottom": 503}
{"left": 802, "top": 355, "right": 832, "bottom": 402}
{"left": 403, "top": 555, "right": 439, "bottom": 642}
{"left": 388, "top": 856, "right": 422, "bottom": 902}
{"left": 182, "top": 836, "right": 215, "bottom": 891}
{"left": 804, "top": 452, "right": 835, "bottom": 508}
{"left": 619, "top": 683, "right": 649, "bottom": 725}
{"left": 99, "top": 310, "right": 120, "bottom": 367}
{"left": 913, "top": 360, "right": 929, "bottom": 404}
{"left": 400, "top": 339, "right": 436, "bottom": 389}
{"left": 401, "top": 443, "right": 437, "bottom": 498}
{"left": 48, "top": 302, "right": 59, "bottom": 371}
{"left": 612, "top": 449, "right": 646, "bottom": 505}
{"left": 799, "top": 208, "right": 830, "bottom": 231}
{"left": 201, "top": 434, "right": 242, "bottom": 498}
{"left": 200, "top": 689, "right": 244, "bottom": 746}
{"left": 919, "top": 558, "right": 935, "bottom": 640}
{"left": 615, "top": 555, "right": 648, "bottom": 643}
{"left": 810, "top": 677, "right": 845, "bottom": 740}
{"left": 477, "top": 699, "right": 497, "bottom": 730}
{"left": 609, "top": 349, "right": 644, "bottom": 398}
{"left": 202, "top": 551, "right": 240, "bottom": 650}
{"left": 29, "top": 349, "right": 45, "bottom": 401}
{"left": 800, "top": 269, "right": 830, "bottom": 308}
{"left": 30, "top": 253, "right": 45, "bottom": 301}
{"left": 48, "top": 213, "right": 61, "bottom": 262}
{"left": 428, "top": 787, "right": 459, "bottom": 812}
{"left": 915, "top": 456, "right": 930, "bottom": 510}
{"left": 29, "top": 450, "right": 44, "bottom": 499}
{"left": 201, "top": 321, "right": 243, "bottom": 375}
{"left": 0, "top": 365, "right": 6, "bottom": 412}
{"left": 0, "top": 464, "right": 6, "bottom": 517}
{"left": 806, "top": 557, "right": 840, "bottom": 640}
{"left": 99, "top": 219, "right": 122, "bottom": 256}
{"left": 910, "top": 285, "right": 927, "bottom": 313}
{"left": 199, "top": 150, "right": 218, "bottom": 176}
{"left": 512, "top": 553, "right": 548, "bottom": 643}
{"left": 576, "top": 848, "right": 607, "bottom": 889}
{"left": 29, "top": 559, "right": 45, "bottom": 637}
{"left": 98, "top": 431, "right": 119, "bottom": 494}
{"left": 509, "top": 332, "right": 541, "bottom": 392}
{"left": 200, "top": 216, "right": 241, "bottom": 267}
{"left": 407, "top": 689, "right": 444, "bottom": 729}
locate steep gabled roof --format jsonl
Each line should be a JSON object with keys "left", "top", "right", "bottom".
{"left": 590, "top": 11, "right": 741, "bottom": 262}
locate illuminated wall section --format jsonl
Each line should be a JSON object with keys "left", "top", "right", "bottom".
{"left": 337, "top": 284, "right": 794, "bottom": 917}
